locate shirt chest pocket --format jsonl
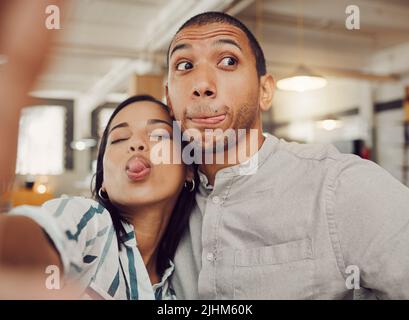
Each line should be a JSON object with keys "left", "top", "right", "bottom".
{"left": 233, "top": 238, "right": 314, "bottom": 299}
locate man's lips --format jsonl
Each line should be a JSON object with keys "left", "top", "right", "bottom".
{"left": 126, "top": 156, "right": 151, "bottom": 181}
{"left": 189, "top": 114, "right": 226, "bottom": 125}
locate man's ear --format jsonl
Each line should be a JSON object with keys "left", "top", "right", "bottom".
{"left": 259, "top": 74, "right": 275, "bottom": 112}
{"left": 165, "top": 84, "right": 175, "bottom": 117}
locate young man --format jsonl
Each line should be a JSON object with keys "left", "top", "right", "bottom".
{"left": 166, "top": 12, "right": 409, "bottom": 299}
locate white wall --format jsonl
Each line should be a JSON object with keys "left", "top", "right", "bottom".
{"left": 369, "top": 42, "right": 409, "bottom": 102}
{"left": 368, "top": 42, "right": 409, "bottom": 185}
{"left": 269, "top": 40, "right": 409, "bottom": 187}
{"left": 270, "top": 77, "right": 373, "bottom": 146}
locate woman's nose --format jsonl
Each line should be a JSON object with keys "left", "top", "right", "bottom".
{"left": 128, "top": 140, "right": 148, "bottom": 152}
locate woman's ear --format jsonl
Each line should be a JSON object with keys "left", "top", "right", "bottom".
{"left": 259, "top": 74, "right": 275, "bottom": 112}
{"left": 185, "top": 165, "right": 195, "bottom": 183}
{"left": 165, "top": 84, "right": 175, "bottom": 117}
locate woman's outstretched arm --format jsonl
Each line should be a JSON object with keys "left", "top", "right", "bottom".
{"left": 0, "top": 2, "right": 65, "bottom": 296}
{"left": 0, "top": 214, "right": 66, "bottom": 299}
{"left": 0, "top": 215, "right": 62, "bottom": 269}
{"left": 0, "top": 0, "right": 63, "bottom": 203}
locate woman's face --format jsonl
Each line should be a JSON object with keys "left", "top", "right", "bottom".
{"left": 102, "top": 101, "right": 186, "bottom": 210}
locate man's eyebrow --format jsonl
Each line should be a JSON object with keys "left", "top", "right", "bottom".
{"left": 213, "top": 38, "right": 242, "bottom": 51}
{"left": 147, "top": 119, "right": 173, "bottom": 127}
{"left": 169, "top": 43, "right": 192, "bottom": 59}
{"left": 109, "top": 122, "right": 129, "bottom": 135}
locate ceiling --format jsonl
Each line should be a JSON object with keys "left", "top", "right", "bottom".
{"left": 35, "top": 0, "right": 409, "bottom": 105}
{"left": 237, "top": 0, "right": 409, "bottom": 77}
{"left": 37, "top": 0, "right": 171, "bottom": 95}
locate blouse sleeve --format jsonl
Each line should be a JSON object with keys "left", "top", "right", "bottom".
{"left": 9, "top": 197, "right": 113, "bottom": 280}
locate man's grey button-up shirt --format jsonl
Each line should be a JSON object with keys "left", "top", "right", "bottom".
{"left": 172, "top": 134, "right": 409, "bottom": 299}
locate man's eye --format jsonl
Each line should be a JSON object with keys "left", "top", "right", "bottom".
{"left": 176, "top": 61, "right": 193, "bottom": 71}
{"left": 219, "top": 57, "right": 237, "bottom": 67}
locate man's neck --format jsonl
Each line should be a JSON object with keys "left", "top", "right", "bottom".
{"left": 199, "top": 129, "right": 265, "bottom": 186}
{"left": 120, "top": 201, "right": 175, "bottom": 285}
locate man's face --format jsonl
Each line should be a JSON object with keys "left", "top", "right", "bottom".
{"left": 166, "top": 23, "right": 262, "bottom": 150}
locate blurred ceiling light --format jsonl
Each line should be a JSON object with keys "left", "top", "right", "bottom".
{"left": 316, "top": 116, "right": 343, "bottom": 131}
{"left": 70, "top": 138, "right": 97, "bottom": 151}
{"left": 277, "top": 65, "right": 327, "bottom": 92}
{"left": 0, "top": 54, "right": 8, "bottom": 65}
{"left": 278, "top": 1, "right": 327, "bottom": 93}
{"left": 36, "top": 184, "right": 48, "bottom": 194}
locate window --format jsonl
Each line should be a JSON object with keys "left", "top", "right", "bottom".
{"left": 98, "top": 108, "right": 115, "bottom": 138}
{"left": 90, "top": 103, "right": 116, "bottom": 169}
{"left": 15, "top": 99, "right": 74, "bottom": 175}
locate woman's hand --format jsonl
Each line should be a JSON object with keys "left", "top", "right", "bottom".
{"left": 0, "top": 0, "right": 78, "bottom": 299}
{"left": 0, "top": 0, "right": 63, "bottom": 203}
{"left": 0, "top": 216, "right": 73, "bottom": 299}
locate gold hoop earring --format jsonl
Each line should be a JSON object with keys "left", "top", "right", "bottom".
{"left": 184, "top": 180, "right": 195, "bottom": 192}
{"left": 98, "top": 188, "right": 109, "bottom": 200}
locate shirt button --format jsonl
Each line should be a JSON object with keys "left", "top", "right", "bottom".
{"left": 212, "top": 196, "right": 220, "bottom": 204}
{"left": 206, "top": 252, "right": 214, "bottom": 261}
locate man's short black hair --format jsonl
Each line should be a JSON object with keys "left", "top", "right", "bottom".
{"left": 167, "top": 11, "right": 267, "bottom": 77}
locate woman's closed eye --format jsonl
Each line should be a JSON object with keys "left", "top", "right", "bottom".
{"left": 110, "top": 137, "right": 129, "bottom": 144}
{"left": 109, "top": 126, "right": 132, "bottom": 145}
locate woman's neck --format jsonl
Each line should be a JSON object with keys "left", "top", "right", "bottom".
{"left": 121, "top": 201, "right": 174, "bottom": 285}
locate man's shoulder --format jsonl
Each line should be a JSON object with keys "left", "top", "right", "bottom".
{"left": 265, "top": 135, "right": 371, "bottom": 179}
{"left": 272, "top": 136, "right": 343, "bottom": 162}
{"left": 270, "top": 138, "right": 404, "bottom": 194}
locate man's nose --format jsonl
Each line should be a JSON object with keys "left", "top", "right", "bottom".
{"left": 192, "top": 68, "right": 217, "bottom": 99}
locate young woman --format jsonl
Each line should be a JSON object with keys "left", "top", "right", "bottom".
{"left": 0, "top": 95, "right": 197, "bottom": 300}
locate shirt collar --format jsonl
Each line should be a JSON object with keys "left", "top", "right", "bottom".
{"left": 198, "top": 133, "right": 279, "bottom": 189}
{"left": 198, "top": 172, "right": 213, "bottom": 190}
{"left": 119, "top": 221, "right": 175, "bottom": 292}
{"left": 152, "top": 260, "right": 175, "bottom": 290}
{"left": 120, "top": 220, "right": 137, "bottom": 247}
{"left": 119, "top": 220, "right": 175, "bottom": 281}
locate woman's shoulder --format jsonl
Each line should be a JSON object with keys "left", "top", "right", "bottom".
{"left": 43, "top": 196, "right": 106, "bottom": 211}
{"left": 9, "top": 196, "right": 115, "bottom": 275}
{"left": 41, "top": 196, "right": 111, "bottom": 224}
